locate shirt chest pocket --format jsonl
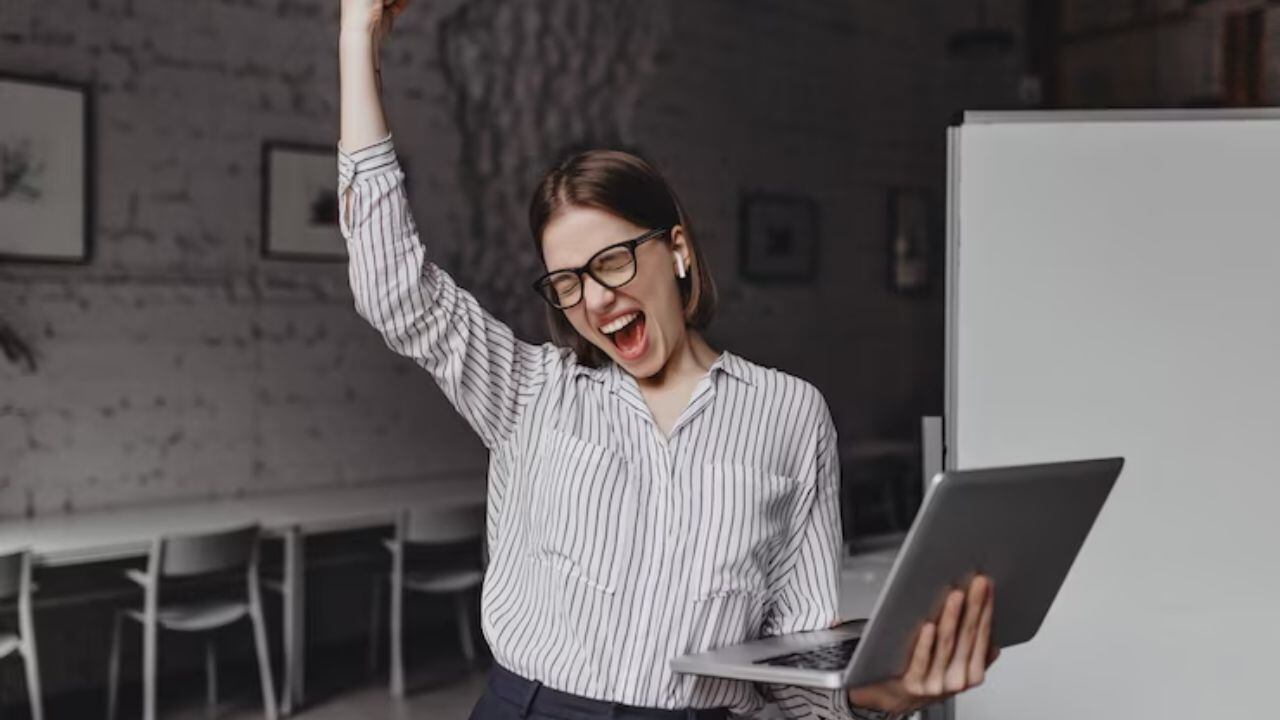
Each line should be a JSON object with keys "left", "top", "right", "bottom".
{"left": 527, "top": 429, "right": 635, "bottom": 595}
{"left": 688, "top": 463, "right": 800, "bottom": 599}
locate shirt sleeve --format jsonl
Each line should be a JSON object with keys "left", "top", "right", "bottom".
{"left": 339, "top": 134, "right": 561, "bottom": 451}
{"left": 757, "top": 407, "right": 905, "bottom": 720}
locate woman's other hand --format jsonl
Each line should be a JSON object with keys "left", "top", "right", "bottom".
{"left": 847, "top": 575, "right": 999, "bottom": 715}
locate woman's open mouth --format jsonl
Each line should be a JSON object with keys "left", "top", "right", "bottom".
{"left": 600, "top": 311, "right": 648, "bottom": 361}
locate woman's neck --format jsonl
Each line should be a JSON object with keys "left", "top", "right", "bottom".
{"left": 635, "top": 329, "right": 719, "bottom": 391}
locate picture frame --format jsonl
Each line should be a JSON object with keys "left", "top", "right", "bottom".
{"left": 738, "top": 193, "right": 820, "bottom": 283}
{"left": 0, "top": 73, "right": 93, "bottom": 264}
{"left": 261, "top": 141, "right": 345, "bottom": 261}
{"left": 887, "top": 187, "right": 934, "bottom": 295}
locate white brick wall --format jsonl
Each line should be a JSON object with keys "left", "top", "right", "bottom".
{"left": 1, "top": 0, "right": 961, "bottom": 524}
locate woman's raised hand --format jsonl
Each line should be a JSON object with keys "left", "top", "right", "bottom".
{"left": 338, "top": 0, "right": 406, "bottom": 156}
{"left": 847, "top": 575, "right": 999, "bottom": 715}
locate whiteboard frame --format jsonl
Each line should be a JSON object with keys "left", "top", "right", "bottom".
{"left": 942, "top": 107, "right": 1280, "bottom": 720}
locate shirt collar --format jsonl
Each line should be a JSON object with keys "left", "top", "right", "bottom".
{"left": 569, "top": 359, "right": 609, "bottom": 383}
{"left": 710, "top": 351, "right": 755, "bottom": 386}
{"left": 568, "top": 350, "right": 755, "bottom": 387}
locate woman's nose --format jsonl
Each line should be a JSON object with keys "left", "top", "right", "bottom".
{"left": 581, "top": 274, "right": 615, "bottom": 310}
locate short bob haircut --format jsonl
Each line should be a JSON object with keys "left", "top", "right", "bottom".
{"left": 528, "top": 149, "right": 717, "bottom": 368}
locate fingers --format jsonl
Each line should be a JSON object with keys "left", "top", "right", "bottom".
{"left": 383, "top": 0, "right": 407, "bottom": 21}
{"left": 945, "top": 575, "right": 988, "bottom": 692}
{"left": 372, "top": 0, "right": 401, "bottom": 41}
{"left": 970, "top": 588, "right": 996, "bottom": 682}
{"left": 901, "top": 621, "right": 937, "bottom": 697}
{"left": 382, "top": 0, "right": 409, "bottom": 39}
{"left": 924, "top": 589, "right": 964, "bottom": 695}
{"left": 375, "top": 10, "right": 394, "bottom": 56}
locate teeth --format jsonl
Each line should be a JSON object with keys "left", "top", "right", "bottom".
{"left": 600, "top": 312, "right": 639, "bottom": 335}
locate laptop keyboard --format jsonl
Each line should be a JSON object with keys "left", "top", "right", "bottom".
{"left": 755, "top": 637, "right": 861, "bottom": 671}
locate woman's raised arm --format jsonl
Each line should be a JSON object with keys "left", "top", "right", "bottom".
{"left": 339, "top": 0, "right": 399, "bottom": 153}
{"left": 337, "top": 0, "right": 562, "bottom": 451}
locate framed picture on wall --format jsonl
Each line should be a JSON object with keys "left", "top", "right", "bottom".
{"left": 738, "top": 193, "right": 820, "bottom": 283}
{"left": 0, "top": 74, "right": 92, "bottom": 263}
{"left": 261, "top": 142, "right": 345, "bottom": 261}
{"left": 887, "top": 187, "right": 934, "bottom": 294}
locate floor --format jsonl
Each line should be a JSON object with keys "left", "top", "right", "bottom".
{"left": 167, "top": 661, "right": 490, "bottom": 720}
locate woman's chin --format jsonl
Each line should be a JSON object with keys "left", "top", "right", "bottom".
{"left": 614, "top": 337, "right": 665, "bottom": 379}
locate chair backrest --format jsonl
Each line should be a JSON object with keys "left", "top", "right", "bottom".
{"left": 158, "top": 524, "right": 260, "bottom": 578}
{"left": 0, "top": 549, "right": 26, "bottom": 602}
{"left": 400, "top": 503, "right": 485, "bottom": 546}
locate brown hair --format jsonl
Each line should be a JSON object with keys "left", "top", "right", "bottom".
{"left": 528, "top": 149, "right": 717, "bottom": 367}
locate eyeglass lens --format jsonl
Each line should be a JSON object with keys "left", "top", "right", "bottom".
{"left": 541, "top": 245, "right": 638, "bottom": 308}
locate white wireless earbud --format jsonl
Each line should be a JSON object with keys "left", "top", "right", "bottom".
{"left": 676, "top": 254, "right": 687, "bottom": 279}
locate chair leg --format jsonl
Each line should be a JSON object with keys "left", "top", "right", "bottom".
{"left": 275, "top": 581, "right": 291, "bottom": 719}
{"left": 454, "top": 592, "right": 476, "bottom": 667}
{"left": 106, "top": 614, "right": 124, "bottom": 720}
{"left": 19, "top": 610, "right": 43, "bottom": 720}
{"left": 250, "top": 597, "right": 279, "bottom": 720}
{"left": 22, "top": 645, "right": 44, "bottom": 720}
{"left": 389, "top": 579, "right": 404, "bottom": 697}
{"left": 280, "top": 529, "right": 305, "bottom": 716}
{"left": 367, "top": 577, "right": 383, "bottom": 676}
{"left": 205, "top": 639, "right": 218, "bottom": 720}
{"left": 142, "top": 614, "right": 158, "bottom": 720}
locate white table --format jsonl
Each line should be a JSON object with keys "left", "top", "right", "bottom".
{"left": 0, "top": 477, "right": 487, "bottom": 715}
{"left": 839, "top": 537, "right": 902, "bottom": 621}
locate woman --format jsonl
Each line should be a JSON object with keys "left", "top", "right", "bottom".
{"left": 338, "top": 1, "right": 997, "bottom": 718}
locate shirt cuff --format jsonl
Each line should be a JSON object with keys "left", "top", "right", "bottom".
{"left": 337, "top": 132, "right": 398, "bottom": 199}
{"left": 835, "top": 689, "right": 902, "bottom": 720}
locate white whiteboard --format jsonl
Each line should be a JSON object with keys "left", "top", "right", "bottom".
{"left": 947, "top": 111, "right": 1280, "bottom": 719}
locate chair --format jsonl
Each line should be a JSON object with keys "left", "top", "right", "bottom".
{"left": 0, "top": 549, "right": 43, "bottom": 720}
{"left": 106, "top": 525, "right": 276, "bottom": 720}
{"left": 840, "top": 438, "right": 921, "bottom": 540}
{"left": 367, "top": 503, "right": 485, "bottom": 697}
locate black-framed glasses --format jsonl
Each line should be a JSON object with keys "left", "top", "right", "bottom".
{"left": 532, "top": 227, "right": 670, "bottom": 309}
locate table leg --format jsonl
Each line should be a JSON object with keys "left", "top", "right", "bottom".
{"left": 281, "top": 528, "right": 306, "bottom": 716}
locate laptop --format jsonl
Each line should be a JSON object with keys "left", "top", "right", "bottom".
{"left": 670, "top": 457, "right": 1123, "bottom": 689}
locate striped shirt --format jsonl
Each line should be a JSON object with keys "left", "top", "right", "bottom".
{"left": 339, "top": 134, "right": 894, "bottom": 720}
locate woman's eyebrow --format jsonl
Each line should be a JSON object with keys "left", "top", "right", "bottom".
{"left": 546, "top": 236, "right": 634, "bottom": 273}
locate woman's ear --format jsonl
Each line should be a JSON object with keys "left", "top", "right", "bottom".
{"left": 669, "top": 225, "right": 692, "bottom": 275}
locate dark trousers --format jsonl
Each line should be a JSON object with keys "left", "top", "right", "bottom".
{"left": 469, "top": 664, "right": 730, "bottom": 720}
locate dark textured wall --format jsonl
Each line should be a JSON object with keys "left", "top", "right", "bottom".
{"left": 1056, "top": 1, "right": 1280, "bottom": 107}
{"left": 437, "top": 0, "right": 671, "bottom": 335}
